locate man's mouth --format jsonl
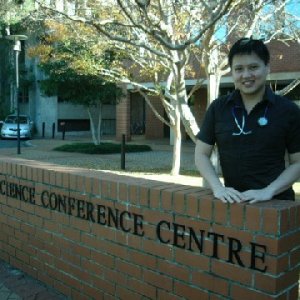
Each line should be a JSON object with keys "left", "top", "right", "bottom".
{"left": 242, "top": 80, "right": 255, "bottom": 87}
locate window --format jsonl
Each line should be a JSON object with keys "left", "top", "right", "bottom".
{"left": 18, "top": 86, "right": 29, "bottom": 103}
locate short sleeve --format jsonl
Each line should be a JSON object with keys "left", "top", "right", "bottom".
{"left": 286, "top": 103, "right": 300, "bottom": 154}
{"left": 196, "top": 101, "right": 216, "bottom": 146}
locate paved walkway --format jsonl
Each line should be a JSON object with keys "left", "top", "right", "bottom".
{"left": 0, "top": 259, "right": 66, "bottom": 300}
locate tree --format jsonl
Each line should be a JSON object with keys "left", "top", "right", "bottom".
{"left": 28, "top": 20, "right": 122, "bottom": 145}
{"left": 17, "top": 0, "right": 300, "bottom": 175}
{"left": 34, "top": 0, "right": 235, "bottom": 175}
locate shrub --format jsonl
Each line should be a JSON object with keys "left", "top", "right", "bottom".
{"left": 53, "top": 142, "right": 152, "bottom": 154}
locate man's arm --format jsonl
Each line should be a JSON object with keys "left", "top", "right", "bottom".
{"left": 195, "top": 140, "right": 244, "bottom": 203}
{"left": 242, "top": 152, "right": 300, "bottom": 203}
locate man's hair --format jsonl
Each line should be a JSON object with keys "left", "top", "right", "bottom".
{"left": 228, "top": 38, "right": 270, "bottom": 67}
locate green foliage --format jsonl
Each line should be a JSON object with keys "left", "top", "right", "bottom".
{"left": 53, "top": 142, "right": 152, "bottom": 154}
{"left": 40, "top": 73, "right": 121, "bottom": 106}
{"left": 0, "top": 0, "right": 35, "bottom": 31}
{"left": 0, "top": 99, "right": 10, "bottom": 120}
{"left": 29, "top": 20, "right": 123, "bottom": 106}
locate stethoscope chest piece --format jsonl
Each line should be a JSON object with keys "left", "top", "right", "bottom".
{"left": 258, "top": 117, "right": 268, "bottom": 127}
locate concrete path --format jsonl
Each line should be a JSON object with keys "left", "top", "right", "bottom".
{"left": 0, "top": 260, "right": 66, "bottom": 300}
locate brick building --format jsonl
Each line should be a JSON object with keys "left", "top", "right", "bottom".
{"left": 1, "top": 39, "right": 299, "bottom": 141}
{"left": 116, "top": 40, "right": 300, "bottom": 142}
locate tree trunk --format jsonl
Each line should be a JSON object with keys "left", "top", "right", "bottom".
{"left": 87, "top": 107, "right": 99, "bottom": 145}
{"left": 171, "top": 105, "right": 181, "bottom": 175}
{"left": 97, "top": 102, "right": 102, "bottom": 144}
{"left": 208, "top": 73, "right": 221, "bottom": 175}
{"left": 202, "top": 72, "right": 222, "bottom": 188}
{"left": 174, "top": 61, "right": 200, "bottom": 142}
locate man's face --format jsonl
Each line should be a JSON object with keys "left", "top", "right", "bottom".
{"left": 231, "top": 52, "right": 269, "bottom": 98}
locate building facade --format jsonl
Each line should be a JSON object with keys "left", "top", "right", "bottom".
{"left": 1, "top": 39, "right": 299, "bottom": 142}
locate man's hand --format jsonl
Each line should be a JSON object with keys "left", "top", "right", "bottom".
{"left": 241, "top": 188, "right": 273, "bottom": 204}
{"left": 213, "top": 186, "right": 245, "bottom": 204}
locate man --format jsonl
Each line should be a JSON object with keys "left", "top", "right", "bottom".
{"left": 195, "top": 37, "right": 300, "bottom": 203}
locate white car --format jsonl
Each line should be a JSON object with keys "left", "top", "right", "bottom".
{"left": 1, "top": 114, "right": 34, "bottom": 139}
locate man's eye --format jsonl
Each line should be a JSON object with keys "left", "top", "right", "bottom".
{"left": 250, "top": 66, "right": 258, "bottom": 70}
{"left": 234, "top": 67, "right": 242, "bottom": 72}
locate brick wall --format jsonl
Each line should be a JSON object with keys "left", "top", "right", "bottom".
{"left": 116, "top": 86, "right": 131, "bottom": 142}
{"left": 269, "top": 41, "right": 300, "bottom": 73}
{"left": 0, "top": 156, "right": 299, "bottom": 300}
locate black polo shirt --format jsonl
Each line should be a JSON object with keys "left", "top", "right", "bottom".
{"left": 197, "top": 87, "right": 300, "bottom": 200}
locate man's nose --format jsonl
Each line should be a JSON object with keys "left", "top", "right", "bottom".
{"left": 241, "top": 68, "right": 252, "bottom": 78}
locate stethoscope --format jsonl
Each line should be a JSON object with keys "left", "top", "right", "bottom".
{"left": 231, "top": 105, "right": 269, "bottom": 136}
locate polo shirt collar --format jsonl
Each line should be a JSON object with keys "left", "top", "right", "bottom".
{"left": 226, "top": 86, "right": 276, "bottom": 105}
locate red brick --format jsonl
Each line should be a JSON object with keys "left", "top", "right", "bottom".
{"left": 84, "top": 277, "right": 113, "bottom": 297}
{"left": 278, "top": 232, "right": 300, "bottom": 254}
{"left": 230, "top": 203, "right": 245, "bottom": 228}
{"left": 92, "top": 177, "right": 101, "bottom": 196}
{"left": 157, "top": 290, "right": 182, "bottom": 300}
{"left": 143, "top": 239, "right": 173, "bottom": 259}
{"left": 70, "top": 216, "right": 91, "bottom": 232}
{"left": 53, "top": 280, "right": 72, "bottom": 298}
{"left": 128, "top": 185, "right": 138, "bottom": 204}
{"left": 265, "top": 254, "right": 289, "bottom": 275}
{"left": 143, "top": 269, "right": 173, "bottom": 291}
{"left": 61, "top": 273, "right": 83, "bottom": 291}
{"left": 139, "top": 186, "right": 149, "bottom": 206}
{"left": 290, "top": 247, "right": 300, "bottom": 267}
{"left": 174, "top": 281, "right": 209, "bottom": 300}
{"left": 255, "top": 268, "right": 299, "bottom": 294}
{"left": 211, "top": 260, "right": 252, "bottom": 286}
{"left": 191, "top": 270, "right": 229, "bottom": 296}
{"left": 127, "top": 278, "right": 156, "bottom": 299}
{"left": 246, "top": 205, "right": 262, "bottom": 231}
{"left": 60, "top": 226, "right": 81, "bottom": 242}
{"left": 90, "top": 250, "right": 114, "bottom": 269}
{"left": 199, "top": 198, "right": 213, "bottom": 220}
{"left": 160, "top": 185, "right": 178, "bottom": 207}
{"left": 143, "top": 208, "right": 172, "bottom": 225}
{"left": 231, "top": 284, "right": 272, "bottom": 300}
{"left": 214, "top": 201, "right": 229, "bottom": 224}
{"left": 157, "top": 259, "right": 189, "bottom": 281}
{"left": 71, "top": 289, "right": 90, "bottom": 300}
{"left": 175, "top": 248, "right": 210, "bottom": 271}
{"left": 263, "top": 208, "right": 280, "bottom": 235}
{"left": 116, "top": 259, "right": 142, "bottom": 278}
{"left": 128, "top": 250, "right": 156, "bottom": 269}
{"left": 16, "top": 249, "right": 30, "bottom": 264}
{"left": 103, "top": 266, "right": 127, "bottom": 287}
{"left": 173, "top": 191, "right": 186, "bottom": 214}
{"left": 118, "top": 182, "right": 128, "bottom": 201}
{"left": 116, "top": 286, "right": 142, "bottom": 300}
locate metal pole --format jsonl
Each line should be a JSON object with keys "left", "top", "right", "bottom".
{"left": 6, "top": 36, "right": 28, "bottom": 154}
{"left": 52, "top": 123, "right": 55, "bottom": 139}
{"left": 42, "top": 122, "right": 45, "bottom": 138}
{"left": 15, "top": 42, "right": 21, "bottom": 154}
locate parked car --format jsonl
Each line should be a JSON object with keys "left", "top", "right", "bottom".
{"left": 0, "top": 114, "right": 34, "bottom": 139}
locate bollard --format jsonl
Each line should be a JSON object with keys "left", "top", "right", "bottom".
{"left": 121, "top": 134, "right": 126, "bottom": 170}
{"left": 42, "top": 122, "right": 45, "bottom": 138}
{"left": 52, "top": 123, "right": 55, "bottom": 139}
{"left": 61, "top": 122, "right": 66, "bottom": 140}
